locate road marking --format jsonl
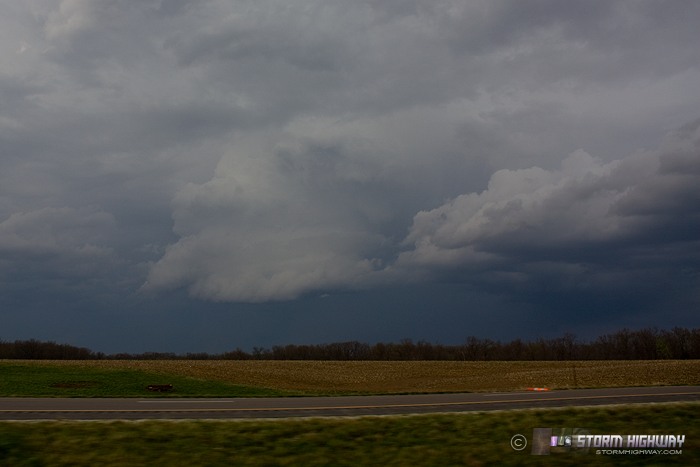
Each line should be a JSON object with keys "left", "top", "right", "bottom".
{"left": 1, "top": 391, "right": 698, "bottom": 414}
{"left": 138, "top": 400, "right": 237, "bottom": 403}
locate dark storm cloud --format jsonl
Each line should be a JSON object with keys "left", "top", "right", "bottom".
{"left": 397, "top": 120, "right": 700, "bottom": 315}
{"left": 1, "top": 1, "right": 699, "bottom": 350}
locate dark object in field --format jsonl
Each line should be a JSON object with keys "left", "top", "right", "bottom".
{"left": 147, "top": 384, "right": 173, "bottom": 392}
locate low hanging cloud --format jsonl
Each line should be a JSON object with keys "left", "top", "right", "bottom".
{"left": 144, "top": 134, "right": 386, "bottom": 302}
{"left": 147, "top": 119, "right": 700, "bottom": 302}
{"left": 396, "top": 119, "right": 700, "bottom": 296}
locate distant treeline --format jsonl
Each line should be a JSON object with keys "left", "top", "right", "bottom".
{"left": 1, "top": 327, "right": 699, "bottom": 360}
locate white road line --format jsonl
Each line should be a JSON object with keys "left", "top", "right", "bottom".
{"left": 138, "top": 400, "right": 237, "bottom": 403}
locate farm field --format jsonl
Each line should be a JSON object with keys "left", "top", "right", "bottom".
{"left": 0, "top": 362, "right": 294, "bottom": 398}
{"left": 1, "top": 403, "right": 697, "bottom": 466}
{"left": 2, "top": 359, "right": 699, "bottom": 396}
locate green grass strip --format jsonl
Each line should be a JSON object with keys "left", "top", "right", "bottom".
{"left": 0, "top": 403, "right": 697, "bottom": 466}
{"left": 0, "top": 364, "right": 295, "bottom": 398}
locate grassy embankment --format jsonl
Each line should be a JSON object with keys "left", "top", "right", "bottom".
{"left": 1, "top": 403, "right": 698, "bottom": 466}
{"left": 1, "top": 359, "right": 699, "bottom": 397}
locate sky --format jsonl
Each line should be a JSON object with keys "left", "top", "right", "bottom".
{"left": 1, "top": 0, "right": 699, "bottom": 354}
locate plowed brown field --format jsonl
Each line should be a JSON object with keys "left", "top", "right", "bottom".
{"left": 10, "top": 360, "right": 699, "bottom": 393}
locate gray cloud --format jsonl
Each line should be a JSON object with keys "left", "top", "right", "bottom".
{"left": 397, "top": 120, "right": 700, "bottom": 308}
{"left": 0, "top": 206, "right": 119, "bottom": 299}
{"left": 1, "top": 1, "right": 699, "bottom": 350}
{"left": 146, "top": 116, "right": 700, "bottom": 302}
{"left": 144, "top": 132, "right": 386, "bottom": 302}
{"left": 0, "top": 206, "right": 114, "bottom": 257}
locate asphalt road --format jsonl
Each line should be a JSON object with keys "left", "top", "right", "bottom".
{"left": 1, "top": 386, "right": 698, "bottom": 420}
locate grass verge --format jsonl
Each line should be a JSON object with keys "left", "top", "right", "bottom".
{"left": 0, "top": 403, "right": 697, "bottom": 466}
